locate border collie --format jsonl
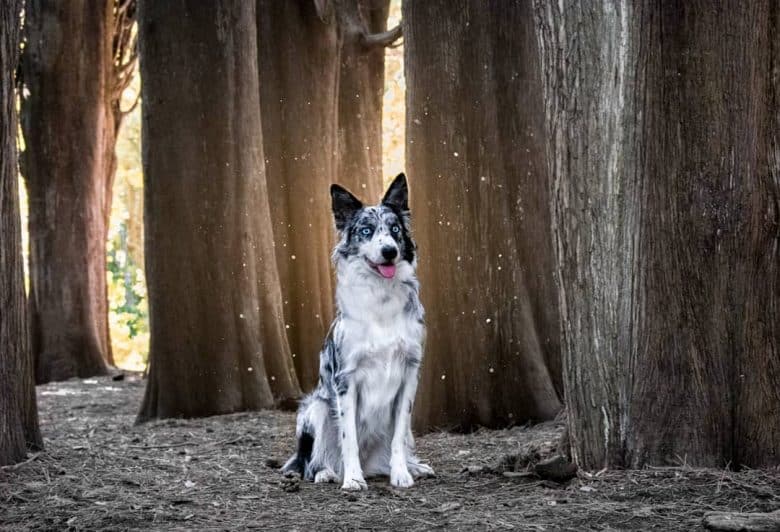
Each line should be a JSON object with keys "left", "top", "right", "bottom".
{"left": 282, "top": 173, "right": 434, "bottom": 490}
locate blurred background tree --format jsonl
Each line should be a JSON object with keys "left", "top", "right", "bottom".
{"left": 107, "top": 75, "right": 147, "bottom": 372}
{"left": 19, "top": 0, "right": 137, "bottom": 383}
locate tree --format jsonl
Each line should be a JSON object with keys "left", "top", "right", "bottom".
{"left": 20, "top": 0, "right": 137, "bottom": 383}
{"left": 403, "top": 0, "right": 562, "bottom": 431}
{"left": 256, "top": 0, "right": 395, "bottom": 389}
{"left": 0, "top": 0, "right": 42, "bottom": 466}
{"left": 256, "top": 0, "right": 341, "bottom": 389}
{"left": 335, "top": 0, "right": 400, "bottom": 199}
{"left": 534, "top": 0, "right": 780, "bottom": 469}
{"left": 136, "top": 0, "right": 299, "bottom": 421}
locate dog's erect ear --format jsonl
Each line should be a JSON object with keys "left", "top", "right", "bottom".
{"left": 381, "top": 173, "right": 409, "bottom": 214}
{"left": 331, "top": 184, "right": 363, "bottom": 231}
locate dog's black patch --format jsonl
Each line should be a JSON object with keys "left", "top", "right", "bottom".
{"left": 320, "top": 330, "right": 351, "bottom": 401}
{"left": 405, "top": 357, "right": 421, "bottom": 369}
{"left": 382, "top": 173, "right": 416, "bottom": 263}
{"left": 298, "top": 431, "right": 314, "bottom": 463}
{"left": 281, "top": 429, "right": 314, "bottom": 478}
{"left": 382, "top": 173, "right": 409, "bottom": 213}
{"left": 404, "top": 293, "right": 417, "bottom": 314}
{"left": 331, "top": 184, "right": 363, "bottom": 231}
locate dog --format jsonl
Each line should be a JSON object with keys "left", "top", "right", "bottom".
{"left": 281, "top": 173, "right": 434, "bottom": 490}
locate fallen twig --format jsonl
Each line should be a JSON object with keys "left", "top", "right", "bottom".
{"left": 0, "top": 452, "right": 41, "bottom": 471}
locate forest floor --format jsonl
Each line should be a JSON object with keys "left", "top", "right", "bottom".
{"left": 2, "top": 376, "right": 779, "bottom": 531}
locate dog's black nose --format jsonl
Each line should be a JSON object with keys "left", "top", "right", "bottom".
{"left": 381, "top": 246, "right": 398, "bottom": 261}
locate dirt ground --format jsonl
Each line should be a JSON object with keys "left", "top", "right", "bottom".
{"left": 1, "top": 375, "right": 779, "bottom": 531}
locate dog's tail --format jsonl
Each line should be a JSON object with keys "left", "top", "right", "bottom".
{"left": 281, "top": 431, "right": 314, "bottom": 478}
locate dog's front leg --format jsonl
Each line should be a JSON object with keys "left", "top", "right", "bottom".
{"left": 336, "top": 382, "right": 366, "bottom": 490}
{"left": 390, "top": 366, "right": 419, "bottom": 488}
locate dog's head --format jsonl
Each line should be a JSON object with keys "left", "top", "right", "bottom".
{"left": 330, "top": 173, "right": 415, "bottom": 280}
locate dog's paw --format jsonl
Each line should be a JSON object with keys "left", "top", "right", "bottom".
{"left": 341, "top": 476, "right": 368, "bottom": 491}
{"left": 390, "top": 467, "right": 415, "bottom": 488}
{"left": 314, "top": 468, "right": 339, "bottom": 484}
{"left": 409, "top": 462, "right": 435, "bottom": 478}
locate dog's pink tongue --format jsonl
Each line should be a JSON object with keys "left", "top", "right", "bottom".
{"left": 377, "top": 264, "right": 396, "bottom": 279}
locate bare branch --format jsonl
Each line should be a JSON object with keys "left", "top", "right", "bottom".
{"left": 360, "top": 23, "right": 402, "bottom": 49}
{"left": 119, "top": 91, "right": 140, "bottom": 117}
{"left": 114, "top": 0, "right": 132, "bottom": 18}
{"left": 110, "top": 0, "right": 138, "bottom": 125}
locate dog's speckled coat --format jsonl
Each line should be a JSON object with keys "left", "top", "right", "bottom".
{"left": 282, "top": 174, "right": 433, "bottom": 490}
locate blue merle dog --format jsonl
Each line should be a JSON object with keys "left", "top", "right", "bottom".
{"left": 282, "top": 173, "right": 434, "bottom": 490}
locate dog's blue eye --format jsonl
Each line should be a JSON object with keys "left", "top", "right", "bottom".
{"left": 391, "top": 225, "right": 400, "bottom": 234}
{"left": 360, "top": 227, "right": 372, "bottom": 237}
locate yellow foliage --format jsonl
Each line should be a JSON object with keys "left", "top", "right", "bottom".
{"left": 107, "top": 270, "right": 148, "bottom": 372}
{"left": 108, "top": 76, "right": 148, "bottom": 371}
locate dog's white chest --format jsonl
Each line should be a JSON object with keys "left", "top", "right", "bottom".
{"left": 336, "top": 279, "right": 423, "bottom": 425}
{"left": 337, "top": 276, "right": 424, "bottom": 357}
{"left": 346, "top": 317, "right": 420, "bottom": 429}
{"left": 355, "top": 348, "right": 407, "bottom": 417}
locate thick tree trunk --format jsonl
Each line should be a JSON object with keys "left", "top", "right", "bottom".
{"left": 256, "top": 1, "right": 341, "bottom": 389}
{"left": 137, "top": 0, "right": 299, "bottom": 422}
{"left": 0, "top": 0, "right": 42, "bottom": 466}
{"left": 256, "top": 1, "right": 392, "bottom": 389}
{"left": 20, "top": 1, "right": 116, "bottom": 382}
{"left": 534, "top": 0, "right": 780, "bottom": 469}
{"left": 335, "top": 0, "right": 392, "bottom": 199}
{"left": 404, "top": 1, "right": 562, "bottom": 431}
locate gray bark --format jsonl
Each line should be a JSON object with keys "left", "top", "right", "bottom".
{"left": 534, "top": 0, "right": 780, "bottom": 468}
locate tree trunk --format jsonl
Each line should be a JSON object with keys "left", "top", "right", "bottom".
{"left": 534, "top": 0, "right": 780, "bottom": 469}
{"left": 256, "top": 1, "right": 341, "bottom": 389}
{"left": 404, "top": 0, "right": 562, "bottom": 431}
{"left": 0, "top": 0, "right": 42, "bottom": 466}
{"left": 256, "top": 1, "right": 393, "bottom": 389}
{"left": 137, "top": 0, "right": 299, "bottom": 422}
{"left": 20, "top": 1, "right": 118, "bottom": 382}
{"left": 335, "top": 0, "right": 393, "bottom": 199}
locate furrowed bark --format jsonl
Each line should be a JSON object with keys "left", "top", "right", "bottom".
{"left": 534, "top": 0, "right": 780, "bottom": 469}
{"left": 0, "top": 0, "right": 42, "bottom": 465}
